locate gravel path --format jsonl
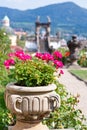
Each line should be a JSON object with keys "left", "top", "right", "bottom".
{"left": 58, "top": 68, "right": 87, "bottom": 116}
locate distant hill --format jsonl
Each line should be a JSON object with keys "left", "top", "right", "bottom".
{"left": 0, "top": 2, "right": 87, "bottom": 36}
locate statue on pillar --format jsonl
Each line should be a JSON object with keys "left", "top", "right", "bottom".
{"left": 47, "top": 16, "right": 51, "bottom": 23}
{"left": 36, "top": 16, "right": 40, "bottom": 23}
{"left": 67, "top": 35, "right": 81, "bottom": 63}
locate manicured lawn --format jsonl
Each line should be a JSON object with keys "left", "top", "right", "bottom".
{"left": 69, "top": 69, "right": 87, "bottom": 82}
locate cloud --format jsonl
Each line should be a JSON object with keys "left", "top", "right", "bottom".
{"left": 7, "top": 0, "right": 25, "bottom": 4}
{"left": 7, "top": 0, "right": 24, "bottom": 2}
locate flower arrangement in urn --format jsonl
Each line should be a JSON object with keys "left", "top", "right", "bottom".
{"left": 4, "top": 50, "right": 64, "bottom": 130}
{"left": 4, "top": 50, "right": 64, "bottom": 87}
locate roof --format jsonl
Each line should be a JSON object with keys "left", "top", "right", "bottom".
{"left": 3, "top": 15, "right": 10, "bottom": 21}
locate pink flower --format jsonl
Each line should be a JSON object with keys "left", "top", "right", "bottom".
{"left": 9, "top": 59, "right": 15, "bottom": 65}
{"left": 4, "top": 59, "right": 15, "bottom": 69}
{"left": 41, "top": 53, "right": 54, "bottom": 61}
{"left": 8, "top": 52, "right": 15, "bottom": 57}
{"left": 53, "top": 60, "right": 63, "bottom": 68}
{"left": 53, "top": 51, "right": 62, "bottom": 59}
{"left": 35, "top": 52, "right": 43, "bottom": 59}
{"left": 4, "top": 59, "right": 15, "bottom": 66}
{"left": 60, "top": 70, "right": 64, "bottom": 74}
{"left": 14, "top": 50, "right": 32, "bottom": 61}
{"left": 5, "top": 66, "right": 10, "bottom": 69}
{"left": 24, "top": 54, "right": 32, "bottom": 60}
{"left": 15, "top": 50, "right": 24, "bottom": 58}
{"left": 19, "top": 54, "right": 32, "bottom": 61}
{"left": 4, "top": 60, "right": 10, "bottom": 66}
{"left": 35, "top": 53, "right": 54, "bottom": 62}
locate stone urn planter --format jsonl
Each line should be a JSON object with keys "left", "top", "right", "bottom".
{"left": 5, "top": 83, "right": 60, "bottom": 130}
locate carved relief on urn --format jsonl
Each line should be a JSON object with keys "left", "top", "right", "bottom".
{"left": 5, "top": 83, "right": 60, "bottom": 130}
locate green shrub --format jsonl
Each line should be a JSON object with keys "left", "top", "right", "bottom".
{"left": 77, "top": 54, "right": 87, "bottom": 67}
{"left": 0, "top": 28, "right": 11, "bottom": 86}
{"left": 77, "top": 49, "right": 87, "bottom": 67}
{"left": 0, "top": 28, "right": 15, "bottom": 129}
{"left": 0, "top": 86, "right": 15, "bottom": 129}
{"left": 43, "top": 81, "right": 87, "bottom": 129}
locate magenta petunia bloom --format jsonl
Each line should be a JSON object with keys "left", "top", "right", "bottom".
{"left": 9, "top": 59, "right": 15, "bottom": 65}
{"left": 4, "top": 59, "right": 15, "bottom": 66}
{"left": 15, "top": 50, "right": 24, "bottom": 58}
{"left": 35, "top": 53, "right": 54, "bottom": 62}
{"left": 4, "top": 60, "right": 10, "bottom": 66}
{"left": 18, "top": 54, "right": 32, "bottom": 61}
{"left": 53, "top": 60, "right": 63, "bottom": 68}
{"left": 59, "top": 69, "right": 64, "bottom": 74}
{"left": 13, "top": 50, "right": 32, "bottom": 61}
{"left": 41, "top": 53, "right": 54, "bottom": 61}
{"left": 4, "top": 59, "right": 15, "bottom": 69}
{"left": 53, "top": 51, "right": 62, "bottom": 59}
{"left": 35, "top": 52, "right": 43, "bottom": 59}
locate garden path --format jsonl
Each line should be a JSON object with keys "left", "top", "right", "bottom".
{"left": 58, "top": 67, "right": 87, "bottom": 116}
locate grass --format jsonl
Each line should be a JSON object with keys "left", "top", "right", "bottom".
{"left": 69, "top": 69, "right": 87, "bottom": 82}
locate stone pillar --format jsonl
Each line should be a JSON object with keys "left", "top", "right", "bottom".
{"left": 35, "top": 24, "right": 40, "bottom": 52}
{"left": 46, "top": 24, "right": 51, "bottom": 46}
{"left": 35, "top": 16, "right": 51, "bottom": 53}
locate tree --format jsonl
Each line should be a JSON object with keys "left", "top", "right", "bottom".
{"left": 0, "top": 29, "right": 11, "bottom": 86}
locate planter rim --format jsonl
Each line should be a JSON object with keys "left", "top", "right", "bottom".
{"left": 6, "top": 82, "right": 56, "bottom": 92}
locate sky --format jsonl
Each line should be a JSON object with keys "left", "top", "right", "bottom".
{"left": 0, "top": 0, "right": 87, "bottom": 10}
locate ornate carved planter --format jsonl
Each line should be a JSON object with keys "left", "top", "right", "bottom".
{"left": 5, "top": 83, "right": 60, "bottom": 130}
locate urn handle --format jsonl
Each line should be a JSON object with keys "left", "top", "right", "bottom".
{"left": 14, "top": 97, "right": 22, "bottom": 114}
{"left": 50, "top": 94, "right": 60, "bottom": 111}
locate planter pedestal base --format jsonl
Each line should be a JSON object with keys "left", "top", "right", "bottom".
{"left": 8, "top": 121, "right": 49, "bottom": 130}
